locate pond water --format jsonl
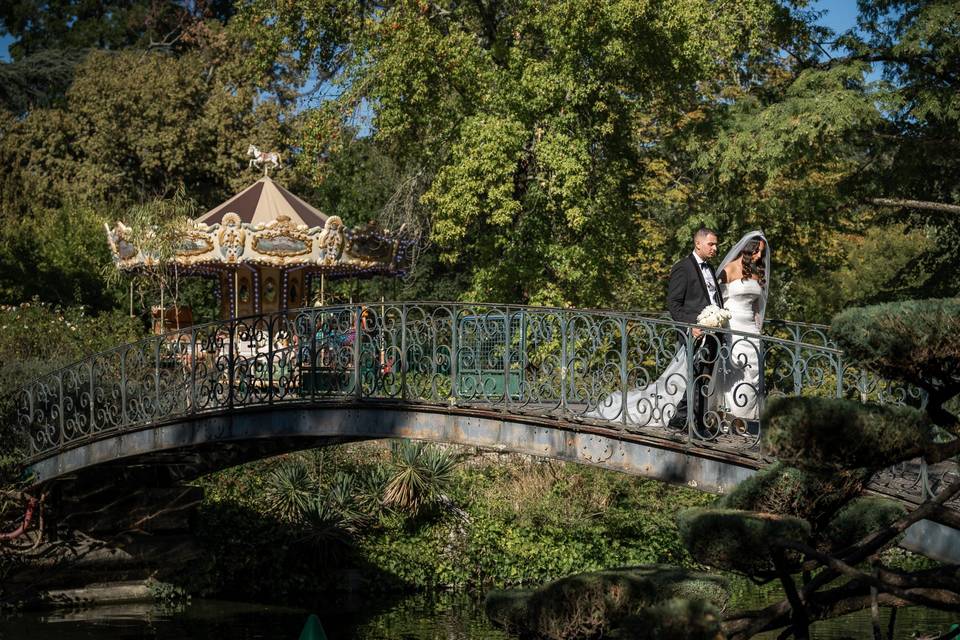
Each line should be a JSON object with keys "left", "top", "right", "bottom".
{"left": 0, "top": 592, "right": 956, "bottom": 639}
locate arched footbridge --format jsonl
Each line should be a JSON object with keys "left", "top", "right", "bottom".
{"left": 12, "top": 302, "right": 960, "bottom": 561}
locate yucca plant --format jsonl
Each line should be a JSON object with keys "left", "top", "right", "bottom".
{"left": 263, "top": 460, "right": 315, "bottom": 522}
{"left": 326, "top": 471, "right": 370, "bottom": 533}
{"left": 298, "top": 495, "right": 352, "bottom": 566}
{"left": 383, "top": 440, "right": 461, "bottom": 516}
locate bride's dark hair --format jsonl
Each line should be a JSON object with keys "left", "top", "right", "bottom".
{"left": 741, "top": 237, "right": 766, "bottom": 287}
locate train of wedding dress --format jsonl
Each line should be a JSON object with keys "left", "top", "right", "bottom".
{"left": 587, "top": 231, "right": 770, "bottom": 428}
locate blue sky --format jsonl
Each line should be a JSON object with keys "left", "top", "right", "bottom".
{"left": 0, "top": 1, "right": 861, "bottom": 64}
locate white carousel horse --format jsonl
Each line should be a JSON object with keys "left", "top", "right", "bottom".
{"left": 247, "top": 144, "right": 282, "bottom": 171}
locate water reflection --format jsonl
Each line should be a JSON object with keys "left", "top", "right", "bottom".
{"left": 0, "top": 592, "right": 956, "bottom": 639}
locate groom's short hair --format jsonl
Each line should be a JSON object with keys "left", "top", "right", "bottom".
{"left": 694, "top": 225, "right": 717, "bottom": 242}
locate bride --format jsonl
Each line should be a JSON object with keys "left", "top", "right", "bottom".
{"left": 588, "top": 231, "right": 770, "bottom": 430}
{"left": 712, "top": 233, "right": 769, "bottom": 426}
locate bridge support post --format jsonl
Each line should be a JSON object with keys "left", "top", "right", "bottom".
{"left": 189, "top": 327, "right": 197, "bottom": 414}
{"left": 684, "top": 331, "right": 694, "bottom": 445}
{"left": 228, "top": 319, "right": 235, "bottom": 410}
{"left": 503, "top": 305, "right": 511, "bottom": 411}
{"left": 450, "top": 308, "right": 458, "bottom": 403}
{"left": 561, "top": 310, "right": 568, "bottom": 415}
{"left": 620, "top": 317, "right": 628, "bottom": 429}
{"left": 57, "top": 372, "right": 65, "bottom": 448}
{"left": 267, "top": 316, "right": 274, "bottom": 405}
{"left": 353, "top": 304, "right": 362, "bottom": 399}
{"left": 400, "top": 304, "right": 407, "bottom": 401}
{"left": 154, "top": 338, "right": 161, "bottom": 421}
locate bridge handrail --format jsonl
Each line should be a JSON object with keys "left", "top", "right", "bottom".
{"left": 15, "top": 302, "right": 919, "bottom": 472}
{"left": 14, "top": 303, "right": 841, "bottom": 390}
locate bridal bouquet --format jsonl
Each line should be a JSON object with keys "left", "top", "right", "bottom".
{"left": 697, "top": 304, "right": 732, "bottom": 328}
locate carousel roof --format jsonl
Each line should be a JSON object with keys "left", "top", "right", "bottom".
{"left": 106, "top": 176, "right": 413, "bottom": 277}
{"left": 195, "top": 176, "right": 327, "bottom": 228}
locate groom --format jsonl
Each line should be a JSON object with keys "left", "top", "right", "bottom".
{"left": 666, "top": 226, "right": 723, "bottom": 431}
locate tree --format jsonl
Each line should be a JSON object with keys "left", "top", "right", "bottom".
{"left": 0, "top": 45, "right": 290, "bottom": 309}
{"left": 682, "top": 297, "right": 960, "bottom": 638}
{"left": 0, "top": 0, "right": 235, "bottom": 59}
{"left": 239, "top": 0, "right": 810, "bottom": 308}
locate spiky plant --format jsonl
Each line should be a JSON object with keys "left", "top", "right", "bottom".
{"left": 326, "top": 471, "right": 369, "bottom": 532}
{"left": 383, "top": 440, "right": 461, "bottom": 516}
{"left": 264, "top": 460, "right": 315, "bottom": 522}
{"left": 356, "top": 465, "right": 389, "bottom": 511}
{"left": 298, "top": 495, "right": 352, "bottom": 566}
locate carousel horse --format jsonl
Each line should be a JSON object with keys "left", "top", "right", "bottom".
{"left": 247, "top": 144, "right": 282, "bottom": 171}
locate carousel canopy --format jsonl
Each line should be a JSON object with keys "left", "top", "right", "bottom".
{"left": 106, "top": 176, "right": 413, "bottom": 277}
{"left": 195, "top": 176, "right": 326, "bottom": 228}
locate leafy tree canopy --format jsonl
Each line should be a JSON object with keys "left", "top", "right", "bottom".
{"left": 0, "top": 0, "right": 235, "bottom": 59}
{"left": 238, "top": 0, "right": 817, "bottom": 307}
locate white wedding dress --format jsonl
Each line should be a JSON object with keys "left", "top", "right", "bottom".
{"left": 588, "top": 230, "right": 770, "bottom": 428}
{"left": 588, "top": 340, "right": 689, "bottom": 426}
{"left": 587, "top": 281, "right": 764, "bottom": 427}
{"left": 713, "top": 279, "right": 763, "bottom": 420}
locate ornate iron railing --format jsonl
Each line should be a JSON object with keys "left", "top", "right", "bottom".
{"left": 14, "top": 303, "right": 925, "bottom": 469}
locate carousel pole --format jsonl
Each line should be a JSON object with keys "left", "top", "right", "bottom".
{"left": 320, "top": 273, "right": 325, "bottom": 306}
{"left": 129, "top": 280, "right": 134, "bottom": 317}
{"left": 234, "top": 269, "right": 239, "bottom": 319}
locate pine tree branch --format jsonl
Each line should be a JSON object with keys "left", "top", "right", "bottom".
{"left": 776, "top": 539, "right": 960, "bottom": 610}
{"left": 725, "top": 478, "right": 960, "bottom": 638}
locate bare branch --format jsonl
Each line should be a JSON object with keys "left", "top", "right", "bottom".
{"left": 871, "top": 198, "right": 960, "bottom": 215}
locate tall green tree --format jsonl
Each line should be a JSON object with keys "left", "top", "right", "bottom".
{"left": 242, "top": 0, "right": 806, "bottom": 307}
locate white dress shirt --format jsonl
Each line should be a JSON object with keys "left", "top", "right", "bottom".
{"left": 692, "top": 252, "right": 721, "bottom": 306}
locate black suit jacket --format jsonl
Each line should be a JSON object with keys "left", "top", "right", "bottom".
{"left": 666, "top": 254, "right": 723, "bottom": 324}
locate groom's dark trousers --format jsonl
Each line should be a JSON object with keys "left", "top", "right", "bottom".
{"left": 665, "top": 254, "right": 723, "bottom": 430}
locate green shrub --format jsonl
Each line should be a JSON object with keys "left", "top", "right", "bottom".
{"left": 485, "top": 588, "right": 535, "bottom": 633}
{"left": 191, "top": 445, "right": 716, "bottom": 600}
{"left": 263, "top": 460, "right": 314, "bottom": 522}
{"left": 716, "top": 462, "right": 870, "bottom": 538}
{"left": 610, "top": 598, "right": 724, "bottom": 640}
{"left": 678, "top": 508, "right": 811, "bottom": 577}
{"left": 485, "top": 566, "right": 729, "bottom": 640}
{"left": 383, "top": 440, "right": 460, "bottom": 515}
{"left": 826, "top": 496, "right": 906, "bottom": 550}
{"left": 764, "top": 397, "right": 930, "bottom": 472}
{"left": 832, "top": 298, "right": 960, "bottom": 396}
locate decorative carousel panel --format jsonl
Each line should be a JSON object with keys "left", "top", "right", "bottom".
{"left": 217, "top": 212, "right": 246, "bottom": 263}
{"left": 317, "top": 217, "right": 345, "bottom": 265}
{"left": 250, "top": 215, "right": 313, "bottom": 263}
{"left": 107, "top": 213, "right": 413, "bottom": 275}
{"left": 253, "top": 234, "right": 311, "bottom": 257}
{"left": 105, "top": 222, "right": 141, "bottom": 263}
{"left": 176, "top": 232, "right": 214, "bottom": 257}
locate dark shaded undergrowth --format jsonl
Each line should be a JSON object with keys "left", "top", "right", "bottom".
{"left": 185, "top": 442, "right": 714, "bottom": 603}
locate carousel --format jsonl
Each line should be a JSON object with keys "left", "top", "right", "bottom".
{"left": 106, "top": 174, "right": 414, "bottom": 331}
